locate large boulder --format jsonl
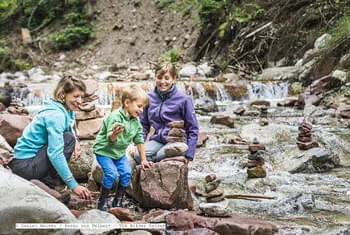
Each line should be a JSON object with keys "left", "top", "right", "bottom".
{"left": 166, "top": 210, "right": 278, "bottom": 235}
{"left": 127, "top": 161, "right": 193, "bottom": 209}
{"left": 77, "top": 209, "right": 120, "bottom": 235}
{"left": 77, "top": 118, "right": 103, "bottom": 140}
{"left": 279, "top": 147, "right": 339, "bottom": 173}
{"left": 0, "top": 114, "right": 32, "bottom": 147}
{"left": 69, "top": 140, "right": 95, "bottom": 180}
{"left": 0, "top": 167, "right": 78, "bottom": 235}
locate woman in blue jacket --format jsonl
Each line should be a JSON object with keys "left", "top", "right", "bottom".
{"left": 134, "top": 63, "right": 199, "bottom": 164}
{"left": 9, "top": 75, "right": 91, "bottom": 200}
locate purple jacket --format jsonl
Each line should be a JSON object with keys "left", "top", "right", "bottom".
{"left": 140, "top": 86, "right": 199, "bottom": 159}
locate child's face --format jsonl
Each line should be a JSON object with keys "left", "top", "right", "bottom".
{"left": 155, "top": 71, "right": 176, "bottom": 93}
{"left": 125, "top": 98, "right": 145, "bottom": 118}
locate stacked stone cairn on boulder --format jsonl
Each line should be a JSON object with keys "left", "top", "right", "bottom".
{"left": 296, "top": 120, "right": 319, "bottom": 150}
{"left": 195, "top": 174, "right": 226, "bottom": 203}
{"left": 247, "top": 138, "right": 267, "bottom": 178}
{"left": 163, "top": 120, "right": 189, "bottom": 158}
{"left": 75, "top": 79, "right": 105, "bottom": 140}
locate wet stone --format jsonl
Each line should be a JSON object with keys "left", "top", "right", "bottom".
{"left": 205, "top": 179, "right": 221, "bottom": 193}
{"left": 207, "top": 187, "right": 224, "bottom": 198}
{"left": 247, "top": 165, "right": 267, "bottom": 178}
{"left": 205, "top": 174, "right": 217, "bottom": 183}
{"left": 168, "top": 120, "right": 184, "bottom": 128}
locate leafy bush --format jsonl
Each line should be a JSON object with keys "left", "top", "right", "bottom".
{"left": 49, "top": 26, "right": 93, "bottom": 50}
{"left": 328, "top": 13, "right": 350, "bottom": 47}
{"left": 232, "top": 3, "right": 264, "bottom": 23}
{"left": 162, "top": 48, "right": 183, "bottom": 63}
{"left": 0, "top": 0, "right": 18, "bottom": 20}
{"left": 14, "top": 59, "right": 31, "bottom": 70}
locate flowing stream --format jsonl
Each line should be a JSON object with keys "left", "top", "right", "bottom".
{"left": 11, "top": 77, "right": 350, "bottom": 234}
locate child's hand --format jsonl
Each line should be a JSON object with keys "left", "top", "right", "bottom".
{"left": 141, "top": 160, "right": 153, "bottom": 169}
{"left": 112, "top": 122, "right": 124, "bottom": 135}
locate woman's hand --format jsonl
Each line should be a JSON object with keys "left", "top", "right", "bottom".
{"left": 72, "top": 140, "right": 81, "bottom": 161}
{"left": 72, "top": 185, "right": 91, "bottom": 199}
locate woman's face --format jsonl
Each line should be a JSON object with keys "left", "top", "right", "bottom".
{"left": 64, "top": 88, "right": 84, "bottom": 111}
{"left": 155, "top": 71, "right": 176, "bottom": 93}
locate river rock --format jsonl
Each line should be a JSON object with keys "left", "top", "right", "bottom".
{"left": 168, "top": 120, "right": 184, "bottom": 128}
{"left": 281, "top": 147, "right": 339, "bottom": 173}
{"left": 163, "top": 142, "right": 188, "bottom": 157}
{"left": 69, "top": 140, "right": 94, "bottom": 180}
{"left": 0, "top": 114, "right": 32, "bottom": 147}
{"left": 205, "top": 179, "right": 221, "bottom": 193}
{"left": 77, "top": 118, "right": 103, "bottom": 140}
{"left": 257, "top": 66, "right": 297, "bottom": 81}
{"left": 197, "top": 132, "right": 209, "bottom": 147}
{"left": 250, "top": 100, "right": 271, "bottom": 107}
{"left": 210, "top": 115, "right": 235, "bottom": 128}
{"left": 234, "top": 106, "right": 245, "bottom": 115}
{"left": 335, "top": 105, "right": 350, "bottom": 119}
{"left": 247, "top": 166, "right": 267, "bottom": 178}
{"left": 205, "top": 174, "right": 217, "bottom": 183}
{"left": 78, "top": 209, "right": 120, "bottom": 235}
{"left": 0, "top": 167, "right": 78, "bottom": 235}
{"left": 207, "top": 187, "right": 224, "bottom": 198}
{"left": 168, "top": 128, "right": 185, "bottom": 137}
{"left": 166, "top": 210, "right": 278, "bottom": 234}
{"left": 127, "top": 160, "right": 193, "bottom": 209}
{"left": 200, "top": 199, "right": 231, "bottom": 217}
{"left": 75, "top": 107, "right": 105, "bottom": 121}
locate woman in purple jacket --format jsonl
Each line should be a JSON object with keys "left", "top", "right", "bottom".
{"left": 134, "top": 63, "right": 199, "bottom": 164}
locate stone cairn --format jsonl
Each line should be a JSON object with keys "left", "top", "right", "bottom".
{"left": 247, "top": 138, "right": 267, "bottom": 178}
{"left": 163, "top": 120, "right": 188, "bottom": 158}
{"left": 296, "top": 120, "right": 319, "bottom": 150}
{"left": 195, "top": 174, "right": 225, "bottom": 203}
{"left": 75, "top": 79, "right": 105, "bottom": 140}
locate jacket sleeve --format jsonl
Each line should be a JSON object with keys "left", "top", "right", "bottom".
{"left": 183, "top": 97, "right": 199, "bottom": 160}
{"left": 46, "top": 113, "right": 77, "bottom": 189}
{"left": 139, "top": 104, "right": 150, "bottom": 141}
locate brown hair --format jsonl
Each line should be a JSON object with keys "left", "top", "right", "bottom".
{"left": 121, "top": 84, "right": 149, "bottom": 106}
{"left": 155, "top": 62, "right": 178, "bottom": 80}
{"left": 53, "top": 74, "right": 86, "bottom": 103}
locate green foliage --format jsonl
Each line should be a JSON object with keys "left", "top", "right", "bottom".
{"left": 198, "top": 0, "right": 224, "bottom": 25}
{"left": 154, "top": 0, "right": 175, "bottom": 8}
{"left": 232, "top": 3, "right": 264, "bottom": 23}
{"left": 0, "top": 0, "right": 18, "bottom": 20}
{"left": 134, "top": 0, "right": 142, "bottom": 7}
{"left": 162, "top": 48, "right": 183, "bottom": 63}
{"left": 328, "top": 13, "right": 350, "bottom": 47}
{"left": 49, "top": 26, "right": 93, "bottom": 50}
{"left": 14, "top": 59, "right": 31, "bottom": 70}
{"left": 64, "top": 12, "right": 87, "bottom": 25}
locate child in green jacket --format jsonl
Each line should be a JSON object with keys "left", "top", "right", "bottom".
{"left": 94, "top": 84, "right": 152, "bottom": 211}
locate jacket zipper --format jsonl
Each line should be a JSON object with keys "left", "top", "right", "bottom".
{"left": 158, "top": 97, "right": 165, "bottom": 142}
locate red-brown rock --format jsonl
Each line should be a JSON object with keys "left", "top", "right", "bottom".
{"left": 249, "top": 100, "right": 271, "bottom": 107}
{"left": 0, "top": 114, "right": 32, "bottom": 146}
{"left": 166, "top": 210, "right": 278, "bottom": 235}
{"left": 127, "top": 161, "right": 193, "bottom": 209}
{"left": 109, "top": 207, "right": 134, "bottom": 221}
{"left": 297, "top": 141, "right": 319, "bottom": 150}
{"left": 77, "top": 118, "right": 103, "bottom": 140}
{"left": 210, "top": 115, "right": 235, "bottom": 128}
{"left": 335, "top": 105, "right": 350, "bottom": 119}
{"left": 197, "top": 132, "right": 209, "bottom": 147}
{"left": 234, "top": 106, "right": 245, "bottom": 115}
{"left": 249, "top": 144, "right": 265, "bottom": 153}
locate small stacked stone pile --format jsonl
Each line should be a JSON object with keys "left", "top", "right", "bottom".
{"left": 166, "top": 120, "right": 185, "bottom": 143}
{"left": 195, "top": 174, "right": 225, "bottom": 203}
{"left": 296, "top": 120, "right": 319, "bottom": 150}
{"left": 75, "top": 79, "right": 105, "bottom": 140}
{"left": 259, "top": 106, "right": 268, "bottom": 126}
{"left": 163, "top": 120, "right": 188, "bottom": 157}
{"left": 6, "top": 97, "right": 29, "bottom": 115}
{"left": 247, "top": 138, "right": 266, "bottom": 178}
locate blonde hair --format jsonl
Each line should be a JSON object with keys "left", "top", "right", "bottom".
{"left": 122, "top": 84, "right": 149, "bottom": 106}
{"left": 155, "top": 62, "right": 178, "bottom": 79}
{"left": 53, "top": 74, "right": 86, "bottom": 103}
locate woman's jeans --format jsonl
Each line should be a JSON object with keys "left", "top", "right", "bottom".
{"left": 9, "top": 132, "right": 75, "bottom": 189}
{"left": 96, "top": 154, "right": 131, "bottom": 189}
{"left": 134, "top": 140, "right": 167, "bottom": 164}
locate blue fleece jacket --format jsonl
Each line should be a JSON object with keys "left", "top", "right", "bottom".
{"left": 14, "top": 98, "right": 78, "bottom": 189}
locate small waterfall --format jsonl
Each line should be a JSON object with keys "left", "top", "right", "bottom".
{"left": 216, "top": 83, "right": 231, "bottom": 101}
{"left": 248, "top": 82, "right": 288, "bottom": 100}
